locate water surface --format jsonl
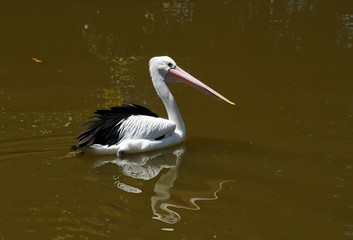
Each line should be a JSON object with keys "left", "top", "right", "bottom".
{"left": 1, "top": 1, "right": 353, "bottom": 239}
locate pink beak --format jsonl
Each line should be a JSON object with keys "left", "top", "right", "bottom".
{"left": 166, "top": 66, "right": 235, "bottom": 106}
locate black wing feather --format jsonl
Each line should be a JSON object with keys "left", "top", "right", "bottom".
{"left": 71, "top": 104, "right": 159, "bottom": 151}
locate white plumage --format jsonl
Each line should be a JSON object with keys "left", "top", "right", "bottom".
{"left": 72, "top": 56, "right": 235, "bottom": 155}
{"left": 118, "top": 115, "right": 176, "bottom": 143}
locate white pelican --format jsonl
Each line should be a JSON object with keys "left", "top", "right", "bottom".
{"left": 71, "top": 56, "right": 235, "bottom": 155}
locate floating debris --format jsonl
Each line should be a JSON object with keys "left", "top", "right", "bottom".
{"left": 32, "top": 57, "right": 42, "bottom": 63}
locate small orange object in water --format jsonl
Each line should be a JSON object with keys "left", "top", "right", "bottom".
{"left": 32, "top": 57, "right": 42, "bottom": 63}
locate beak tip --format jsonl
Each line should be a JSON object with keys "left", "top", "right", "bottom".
{"left": 228, "top": 101, "right": 236, "bottom": 107}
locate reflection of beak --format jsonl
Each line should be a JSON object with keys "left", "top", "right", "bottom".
{"left": 166, "top": 66, "right": 235, "bottom": 106}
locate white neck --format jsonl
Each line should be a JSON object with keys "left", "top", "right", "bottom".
{"left": 151, "top": 73, "right": 186, "bottom": 136}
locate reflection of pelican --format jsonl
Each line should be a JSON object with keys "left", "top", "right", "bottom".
{"left": 115, "top": 146, "right": 185, "bottom": 181}
{"left": 92, "top": 144, "right": 235, "bottom": 225}
{"left": 71, "top": 56, "right": 235, "bottom": 155}
{"left": 152, "top": 177, "right": 235, "bottom": 224}
{"left": 92, "top": 145, "right": 186, "bottom": 193}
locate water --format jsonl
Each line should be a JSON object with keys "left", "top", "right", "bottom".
{"left": 1, "top": 1, "right": 353, "bottom": 239}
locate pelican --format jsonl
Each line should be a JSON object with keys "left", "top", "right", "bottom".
{"left": 71, "top": 56, "right": 235, "bottom": 155}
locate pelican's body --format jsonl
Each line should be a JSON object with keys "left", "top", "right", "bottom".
{"left": 72, "top": 56, "right": 235, "bottom": 155}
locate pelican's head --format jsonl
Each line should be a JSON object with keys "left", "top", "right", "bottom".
{"left": 149, "top": 56, "right": 235, "bottom": 106}
{"left": 149, "top": 56, "right": 176, "bottom": 78}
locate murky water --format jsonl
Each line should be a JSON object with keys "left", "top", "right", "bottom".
{"left": 1, "top": 1, "right": 353, "bottom": 239}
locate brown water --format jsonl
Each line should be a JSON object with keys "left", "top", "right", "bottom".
{"left": 1, "top": 1, "right": 353, "bottom": 239}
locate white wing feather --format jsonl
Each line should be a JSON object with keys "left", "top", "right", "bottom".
{"left": 118, "top": 115, "right": 176, "bottom": 143}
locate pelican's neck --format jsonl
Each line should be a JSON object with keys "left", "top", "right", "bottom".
{"left": 152, "top": 74, "right": 186, "bottom": 136}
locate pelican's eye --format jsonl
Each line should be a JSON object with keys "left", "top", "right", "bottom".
{"left": 167, "top": 62, "right": 173, "bottom": 68}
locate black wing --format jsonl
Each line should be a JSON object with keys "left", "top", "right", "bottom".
{"left": 71, "top": 104, "right": 159, "bottom": 151}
